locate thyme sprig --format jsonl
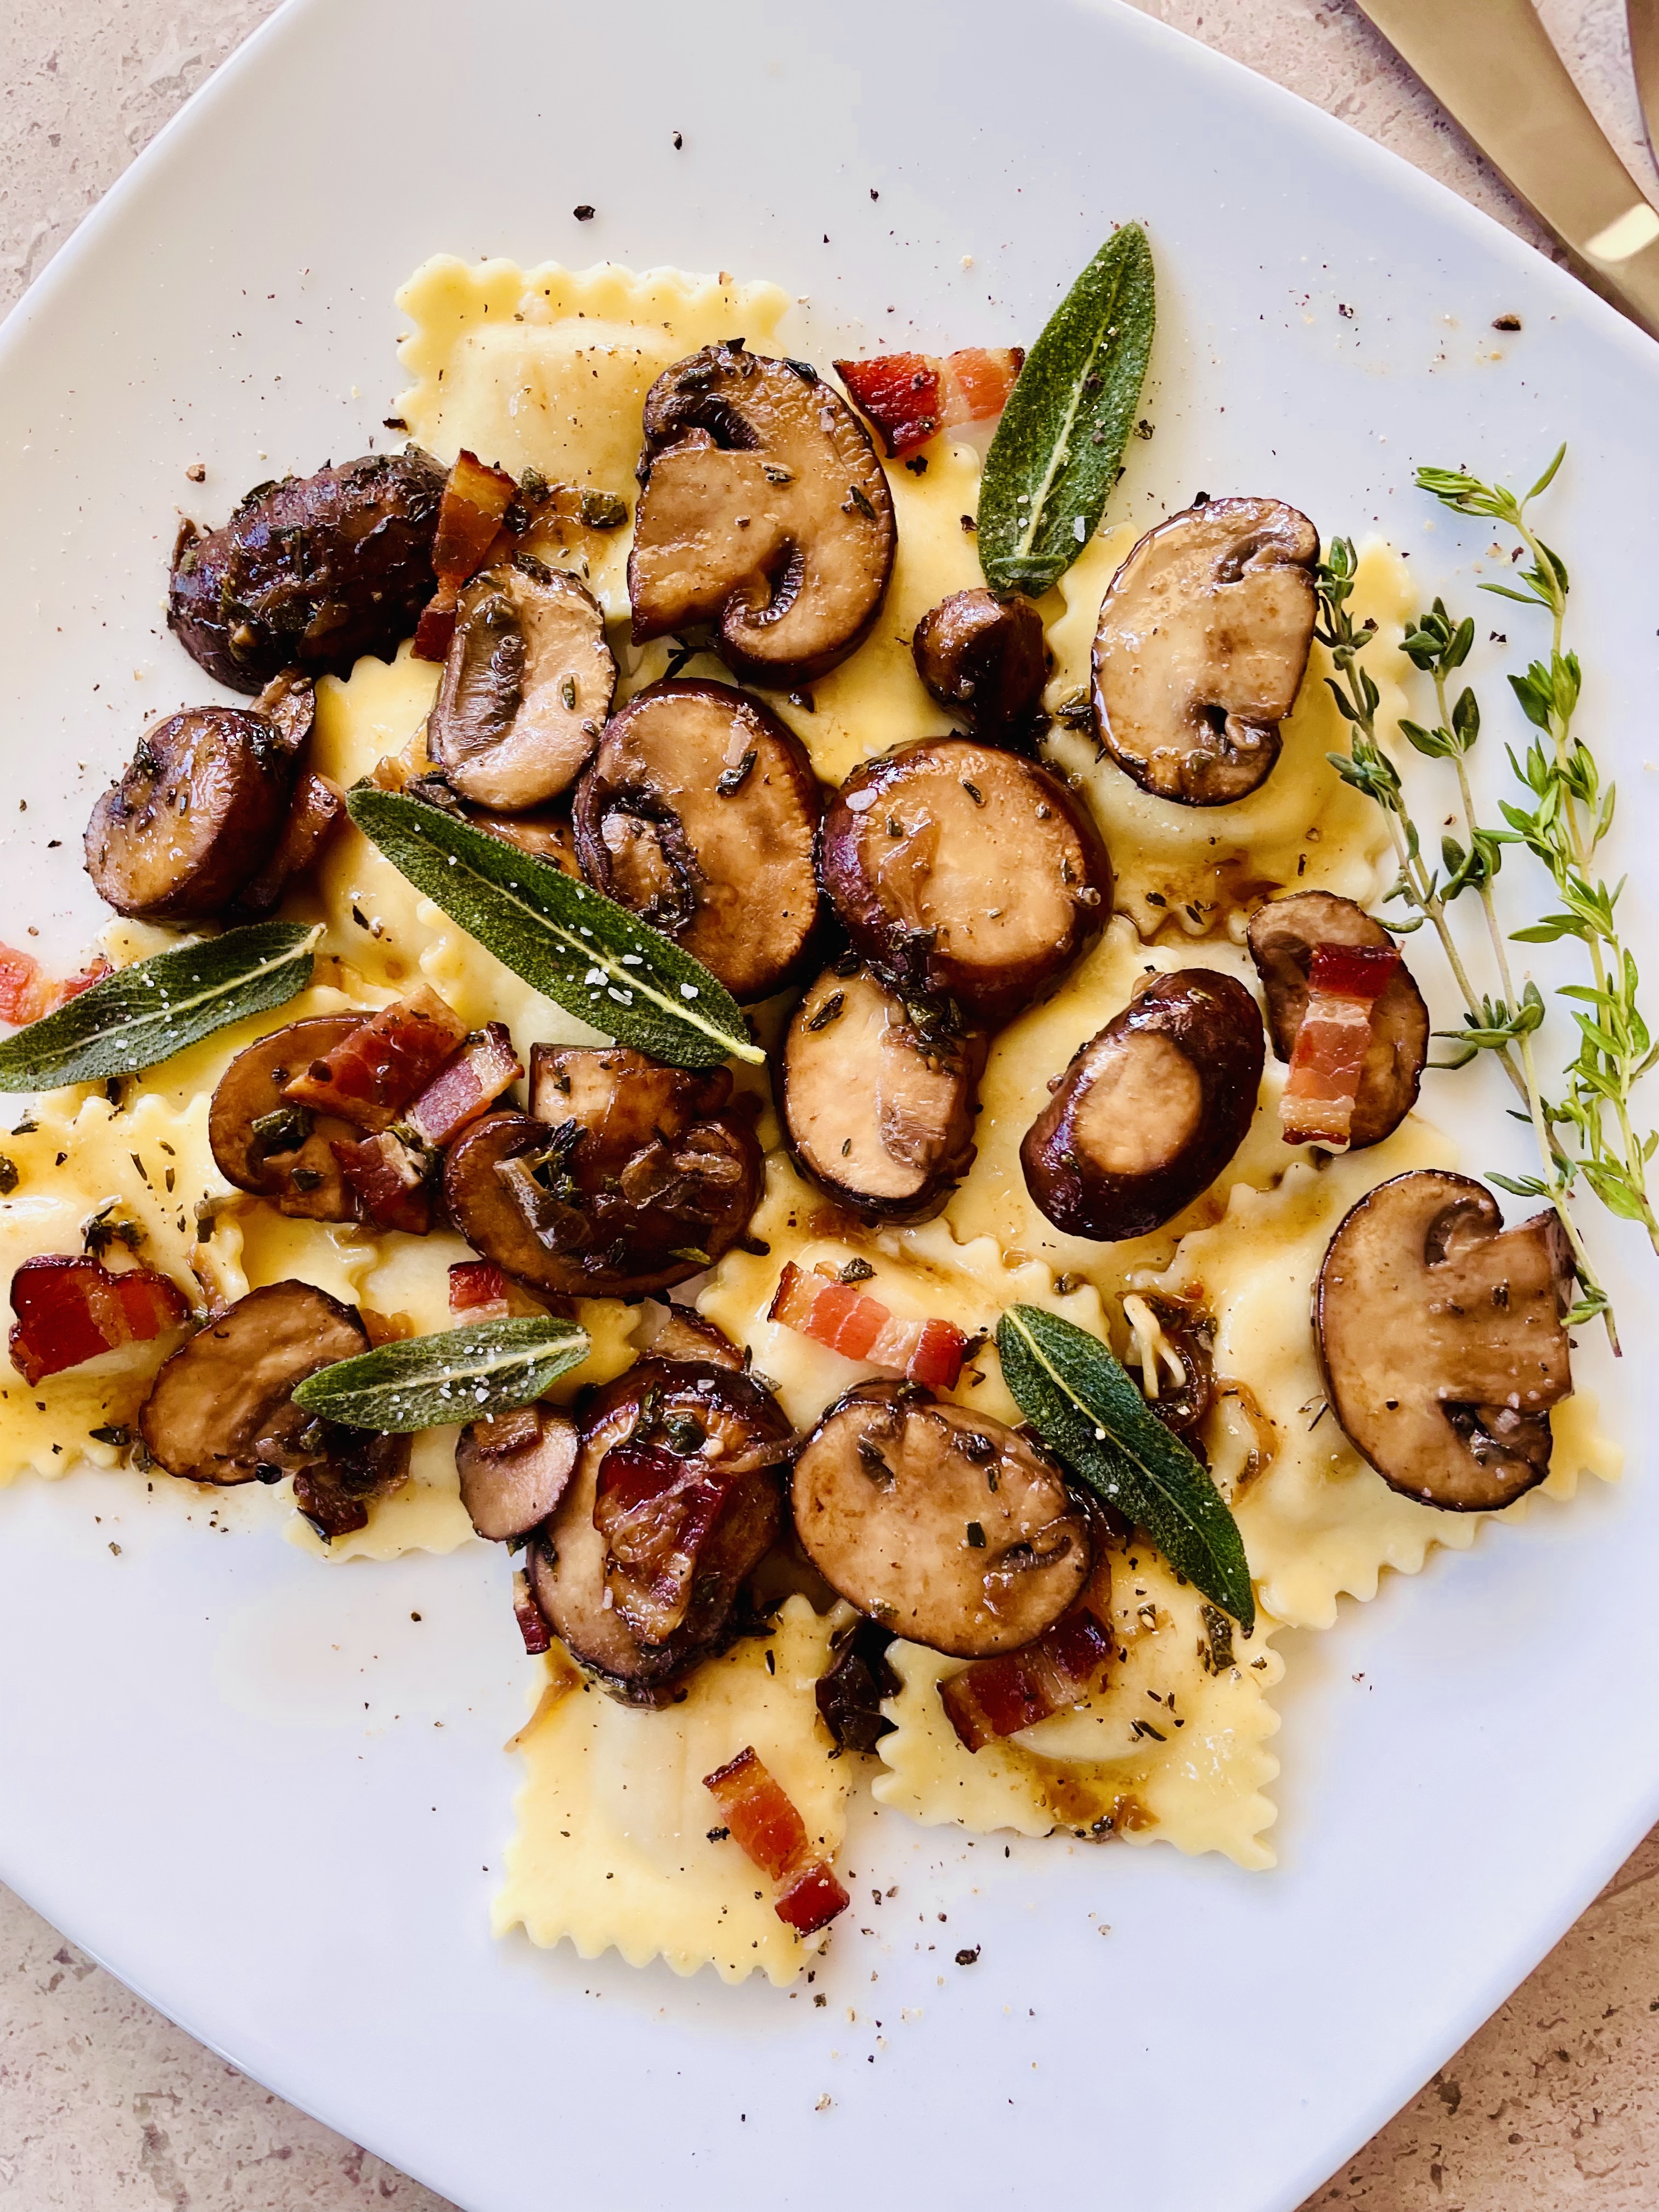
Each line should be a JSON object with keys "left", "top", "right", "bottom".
{"left": 1314, "top": 531, "right": 1616, "bottom": 1347}
{"left": 1415, "top": 455, "right": 1659, "bottom": 1277}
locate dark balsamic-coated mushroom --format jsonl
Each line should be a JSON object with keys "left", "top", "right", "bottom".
{"left": 1247, "top": 890, "right": 1429, "bottom": 1148}
{"left": 427, "top": 558, "right": 615, "bottom": 811}
{"left": 1022, "top": 970, "right": 1265, "bottom": 1241}
{"left": 444, "top": 1049, "right": 760, "bottom": 1299}
{"left": 911, "top": 590, "right": 1047, "bottom": 745}
{"left": 815, "top": 1616, "right": 900, "bottom": 1752}
{"left": 455, "top": 1405, "right": 579, "bottom": 1542}
{"left": 139, "top": 1279, "right": 370, "bottom": 1487}
{"left": 629, "top": 343, "right": 896, "bottom": 685}
{"left": 85, "top": 674, "right": 314, "bottom": 921}
{"left": 573, "top": 680, "right": 822, "bottom": 1001}
{"left": 778, "top": 965, "right": 985, "bottom": 1222}
{"left": 208, "top": 1015, "right": 366, "bottom": 1222}
{"left": 1092, "top": 498, "right": 1319, "bottom": 805}
{"left": 526, "top": 1357, "right": 789, "bottom": 1702}
{"left": 1315, "top": 1170, "right": 1574, "bottom": 1510}
{"left": 168, "top": 450, "right": 447, "bottom": 692}
{"left": 791, "top": 1383, "right": 1092, "bottom": 1657}
{"left": 817, "top": 737, "right": 1111, "bottom": 1026}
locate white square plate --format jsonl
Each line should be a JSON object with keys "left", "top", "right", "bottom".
{"left": 1, "top": 3, "right": 1655, "bottom": 2207}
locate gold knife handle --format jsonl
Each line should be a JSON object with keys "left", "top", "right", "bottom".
{"left": 1358, "top": 0, "right": 1659, "bottom": 337}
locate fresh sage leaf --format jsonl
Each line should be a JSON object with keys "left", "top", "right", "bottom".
{"left": 995, "top": 1303, "right": 1255, "bottom": 1634}
{"left": 292, "top": 1315, "right": 590, "bottom": 1432}
{"left": 977, "top": 223, "right": 1156, "bottom": 597}
{"left": 0, "top": 922, "right": 319, "bottom": 1092}
{"left": 346, "top": 788, "right": 761, "bottom": 1070}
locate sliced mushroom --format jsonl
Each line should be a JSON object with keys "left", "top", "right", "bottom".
{"left": 1023, "top": 970, "right": 1265, "bottom": 1241}
{"left": 1092, "top": 498, "right": 1319, "bottom": 805}
{"left": 168, "top": 449, "right": 448, "bottom": 692}
{"left": 455, "top": 1404, "right": 579, "bottom": 1542}
{"left": 85, "top": 706, "right": 299, "bottom": 921}
{"left": 139, "top": 1279, "right": 369, "bottom": 1487}
{"left": 209, "top": 1015, "right": 366, "bottom": 1222}
{"left": 526, "top": 1357, "right": 789, "bottom": 1702}
{"left": 573, "top": 680, "right": 823, "bottom": 1001}
{"left": 1246, "top": 890, "right": 1429, "bottom": 1148}
{"left": 629, "top": 343, "right": 896, "bottom": 685}
{"left": 1315, "top": 1170, "right": 1574, "bottom": 1511}
{"left": 778, "top": 965, "right": 986, "bottom": 1222}
{"left": 444, "top": 1049, "right": 761, "bottom": 1299}
{"left": 427, "top": 558, "right": 616, "bottom": 811}
{"left": 465, "top": 804, "right": 582, "bottom": 876}
{"left": 641, "top": 1300, "right": 746, "bottom": 1369}
{"left": 815, "top": 1616, "right": 900, "bottom": 1752}
{"left": 792, "top": 1384, "right": 1092, "bottom": 1657}
{"left": 911, "top": 590, "right": 1047, "bottom": 744}
{"left": 818, "top": 738, "right": 1111, "bottom": 1025}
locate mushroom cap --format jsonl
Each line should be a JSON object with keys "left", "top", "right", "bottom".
{"left": 208, "top": 1014, "right": 366, "bottom": 1222}
{"left": 817, "top": 736, "right": 1113, "bottom": 1026}
{"left": 1022, "top": 969, "right": 1265, "bottom": 1241}
{"left": 85, "top": 706, "right": 297, "bottom": 921}
{"left": 428, "top": 558, "right": 615, "bottom": 811}
{"left": 911, "top": 589, "right": 1047, "bottom": 744}
{"left": 1314, "top": 1169, "right": 1574, "bottom": 1510}
{"left": 777, "top": 964, "right": 986, "bottom": 1223}
{"left": 167, "top": 449, "right": 446, "bottom": 692}
{"left": 1246, "top": 889, "right": 1429, "bottom": 1148}
{"left": 792, "top": 1383, "right": 1092, "bottom": 1658}
{"left": 573, "top": 679, "right": 823, "bottom": 1002}
{"left": 628, "top": 344, "right": 896, "bottom": 686}
{"left": 1091, "top": 497, "right": 1319, "bottom": 806}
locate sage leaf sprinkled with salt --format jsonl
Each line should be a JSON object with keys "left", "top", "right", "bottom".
{"left": 977, "top": 223, "right": 1155, "bottom": 597}
{"left": 995, "top": 1304, "right": 1254, "bottom": 1633}
{"left": 0, "top": 921, "right": 319, "bottom": 1092}
{"left": 346, "top": 789, "right": 761, "bottom": 1070}
{"left": 292, "top": 1316, "right": 589, "bottom": 1432}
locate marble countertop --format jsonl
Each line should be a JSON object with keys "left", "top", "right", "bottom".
{"left": 3, "top": 3, "right": 1658, "bottom": 2207}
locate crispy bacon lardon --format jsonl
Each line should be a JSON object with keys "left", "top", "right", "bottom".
{"left": 9, "top": 1254, "right": 190, "bottom": 1386}
{"left": 940, "top": 1608, "right": 1114, "bottom": 1752}
{"left": 834, "top": 347, "right": 1025, "bottom": 459}
{"left": 0, "top": 946, "right": 109, "bottom": 1028}
{"left": 1279, "top": 941, "right": 1401, "bottom": 1150}
{"left": 703, "top": 1745, "right": 850, "bottom": 1936}
{"left": 768, "top": 1259, "right": 968, "bottom": 1390}
{"left": 281, "top": 985, "right": 469, "bottom": 1133}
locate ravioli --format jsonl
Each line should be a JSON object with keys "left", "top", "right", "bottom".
{"left": 0, "top": 254, "right": 1623, "bottom": 1990}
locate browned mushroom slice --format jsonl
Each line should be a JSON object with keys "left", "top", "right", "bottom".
{"left": 465, "top": 804, "right": 582, "bottom": 876}
{"left": 629, "top": 343, "right": 896, "bottom": 686}
{"left": 167, "top": 449, "right": 447, "bottom": 692}
{"left": 526, "top": 1357, "right": 789, "bottom": 1702}
{"left": 209, "top": 1015, "right": 367, "bottom": 1222}
{"left": 1092, "top": 498, "right": 1319, "bottom": 805}
{"left": 641, "top": 1300, "right": 746, "bottom": 1369}
{"left": 779, "top": 966, "right": 986, "bottom": 1222}
{"left": 1246, "top": 890, "right": 1429, "bottom": 1148}
{"left": 1022, "top": 970, "right": 1265, "bottom": 1242}
{"left": 793, "top": 1384, "right": 1091, "bottom": 1658}
{"left": 84, "top": 707, "right": 299, "bottom": 921}
{"left": 1315, "top": 1170, "right": 1574, "bottom": 1510}
{"left": 911, "top": 589, "right": 1047, "bottom": 744}
{"left": 573, "top": 680, "right": 823, "bottom": 1002}
{"left": 455, "top": 1404, "right": 579, "bottom": 1541}
{"left": 445, "top": 1048, "right": 760, "bottom": 1298}
{"left": 427, "top": 558, "right": 616, "bottom": 811}
{"left": 139, "top": 1279, "right": 369, "bottom": 1486}
{"left": 817, "top": 738, "right": 1111, "bottom": 1026}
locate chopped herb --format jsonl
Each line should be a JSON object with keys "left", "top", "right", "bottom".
{"left": 806, "top": 991, "right": 845, "bottom": 1032}
{"left": 715, "top": 748, "right": 758, "bottom": 797}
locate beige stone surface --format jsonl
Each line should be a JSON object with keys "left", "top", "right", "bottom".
{"left": 3, "top": 3, "right": 1658, "bottom": 2209}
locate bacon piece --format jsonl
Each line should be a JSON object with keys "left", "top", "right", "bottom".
{"left": 8, "top": 1253, "right": 190, "bottom": 1386}
{"left": 0, "top": 946, "right": 110, "bottom": 1028}
{"left": 413, "top": 450, "right": 520, "bottom": 661}
{"left": 592, "top": 1440, "right": 740, "bottom": 1644}
{"left": 405, "top": 1023, "right": 523, "bottom": 1147}
{"left": 940, "top": 1608, "right": 1113, "bottom": 1752}
{"left": 235, "top": 772, "right": 346, "bottom": 916}
{"left": 449, "top": 1259, "right": 511, "bottom": 1319}
{"left": 329, "top": 1131, "right": 434, "bottom": 1235}
{"left": 768, "top": 1260, "right": 967, "bottom": 1390}
{"left": 834, "top": 346, "right": 1025, "bottom": 458}
{"left": 281, "top": 985, "right": 468, "bottom": 1132}
{"left": 1279, "top": 940, "right": 1402, "bottom": 1150}
{"left": 704, "top": 1745, "right": 850, "bottom": 1937}
{"left": 514, "top": 1566, "right": 553, "bottom": 1654}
